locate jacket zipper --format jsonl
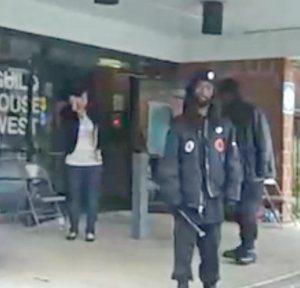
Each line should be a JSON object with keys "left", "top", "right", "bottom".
{"left": 197, "top": 129, "right": 205, "bottom": 215}
{"left": 203, "top": 119, "right": 213, "bottom": 198}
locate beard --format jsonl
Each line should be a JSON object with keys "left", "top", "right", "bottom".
{"left": 197, "top": 99, "right": 211, "bottom": 108}
{"left": 196, "top": 92, "right": 213, "bottom": 108}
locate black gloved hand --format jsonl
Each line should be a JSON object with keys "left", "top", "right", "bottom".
{"left": 256, "top": 158, "right": 268, "bottom": 179}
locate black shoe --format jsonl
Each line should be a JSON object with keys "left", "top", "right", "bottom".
{"left": 236, "top": 250, "right": 257, "bottom": 265}
{"left": 203, "top": 284, "right": 217, "bottom": 288}
{"left": 223, "top": 246, "right": 243, "bottom": 259}
{"left": 85, "top": 232, "right": 95, "bottom": 242}
{"left": 66, "top": 231, "right": 77, "bottom": 241}
{"left": 178, "top": 281, "right": 189, "bottom": 288}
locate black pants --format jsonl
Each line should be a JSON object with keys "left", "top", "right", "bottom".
{"left": 236, "top": 180, "right": 264, "bottom": 250}
{"left": 172, "top": 214, "right": 221, "bottom": 286}
{"left": 67, "top": 165, "right": 102, "bottom": 234}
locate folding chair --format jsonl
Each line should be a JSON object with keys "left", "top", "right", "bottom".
{"left": 263, "top": 179, "right": 297, "bottom": 226}
{"left": 24, "top": 163, "right": 66, "bottom": 228}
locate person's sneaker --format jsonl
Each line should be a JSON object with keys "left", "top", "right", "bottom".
{"left": 85, "top": 233, "right": 95, "bottom": 242}
{"left": 223, "top": 246, "right": 243, "bottom": 259}
{"left": 236, "top": 250, "right": 257, "bottom": 265}
{"left": 178, "top": 281, "right": 189, "bottom": 288}
{"left": 66, "top": 231, "right": 77, "bottom": 241}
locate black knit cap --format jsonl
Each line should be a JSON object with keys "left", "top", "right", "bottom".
{"left": 185, "top": 70, "right": 216, "bottom": 100}
{"left": 192, "top": 70, "right": 215, "bottom": 83}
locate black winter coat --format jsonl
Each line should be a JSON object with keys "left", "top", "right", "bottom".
{"left": 223, "top": 98, "right": 276, "bottom": 181}
{"left": 158, "top": 103, "right": 243, "bottom": 224}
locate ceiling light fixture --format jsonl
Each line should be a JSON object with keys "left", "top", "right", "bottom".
{"left": 97, "top": 58, "right": 128, "bottom": 69}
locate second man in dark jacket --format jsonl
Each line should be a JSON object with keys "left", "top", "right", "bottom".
{"left": 219, "top": 78, "right": 276, "bottom": 265}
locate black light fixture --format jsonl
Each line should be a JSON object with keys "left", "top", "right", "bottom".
{"left": 94, "top": 0, "right": 119, "bottom": 4}
{"left": 202, "top": 1, "right": 223, "bottom": 35}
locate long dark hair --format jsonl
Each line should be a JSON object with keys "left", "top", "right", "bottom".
{"left": 61, "top": 72, "right": 103, "bottom": 125}
{"left": 183, "top": 73, "right": 221, "bottom": 123}
{"left": 218, "top": 78, "right": 241, "bottom": 99}
{"left": 218, "top": 78, "right": 255, "bottom": 125}
{"left": 183, "top": 73, "right": 202, "bottom": 115}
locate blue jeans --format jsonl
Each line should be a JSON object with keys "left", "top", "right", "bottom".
{"left": 67, "top": 165, "right": 102, "bottom": 234}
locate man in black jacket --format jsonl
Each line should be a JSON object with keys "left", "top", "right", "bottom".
{"left": 158, "top": 71, "right": 242, "bottom": 288}
{"left": 219, "top": 78, "right": 276, "bottom": 265}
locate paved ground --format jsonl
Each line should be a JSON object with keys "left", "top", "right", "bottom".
{"left": 0, "top": 212, "right": 300, "bottom": 288}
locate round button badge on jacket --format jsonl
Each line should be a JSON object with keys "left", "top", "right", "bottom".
{"left": 185, "top": 140, "right": 195, "bottom": 153}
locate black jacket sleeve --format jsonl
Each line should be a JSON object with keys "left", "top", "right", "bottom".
{"left": 254, "top": 109, "right": 277, "bottom": 179}
{"left": 224, "top": 126, "right": 243, "bottom": 202}
{"left": 158, "top": 126, "right": 182, "bottom": 208}
{"left": 60, "top": 105, "right": 77, "bottom": 155}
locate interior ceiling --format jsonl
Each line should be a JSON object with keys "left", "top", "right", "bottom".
{"left": 34, "top": 0, "right": 300, "bottom": 38}
{"left": 34, "top": 0, "right": 202, "bottom": 38}
{"left": 3, "top": 0, "right": 300, "bottom": 62}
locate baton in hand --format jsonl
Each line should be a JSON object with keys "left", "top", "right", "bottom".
{"left": 178, "top": 209, "right": 206, "bottom": 238}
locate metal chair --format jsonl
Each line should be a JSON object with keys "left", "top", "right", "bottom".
{"left": 24, "top": 163, "right": 66, "bottom": 228}
{"left": 0, "top": 143, "right": 66, "bottom": 227}
{"left": 263, "top": 179, "right": 298, "bottom": 226}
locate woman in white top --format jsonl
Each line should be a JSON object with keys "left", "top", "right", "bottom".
{"left": 61, "top": 90, "right": 105, "bottom": 242}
